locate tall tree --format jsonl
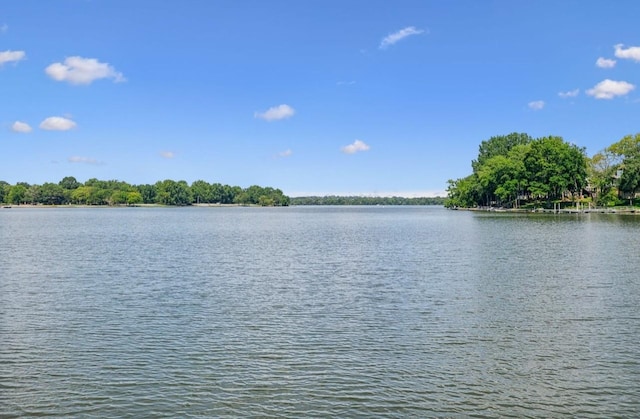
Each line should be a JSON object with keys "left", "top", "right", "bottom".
{"left": 71, "top": 186, "right": 94, "bottom": 205}
{"left": 7, "top": 184, "right": 27, "bottom": 205}
{"left": 155, "top": 179, "right": 192, "bottom": 206}
{"left": 135, "top": 184, "right": 157, "bottom": 204}
{"left": 445, "top": 175, "right": 480, "bottom": 208}
{"left": 588, "top": 151, "right": 618, "bottom": 205}
{"left": 618, "top": 154, "right": 640, "bottom": 203}
{"left": 524, "top": 136, "right": 587, "bottom": 202}
{"left": 473, "top": 132, "right": 533, "bottom": 171}
{"left": 448, "top": 133, "right": 587, "bottom": 208}
{"left": 39, "top": 183, "right": 67, "bottom": 205}
{"left": 607, "top": 133, "right": 640, "bottom": 162}
{"left": 190, "top": 180, "right": 212, "bottom": 204}
{"left": 59, "top": 176, "right": 81, "bottom": 190}
{"left": 0, "top": 181, "right": 10, "bottom": 203}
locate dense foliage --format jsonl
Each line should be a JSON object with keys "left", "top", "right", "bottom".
{"left": 0, "top": 177, "right": 289, "bottom": 206}
{"left": 290, "top": 196, "right": 445, "bottom": 205}
{"left": 446, "top": 132, "right": 640, "bottom": 209}
{"left": 588, "top": 133, "right": 640, "bottom": 206}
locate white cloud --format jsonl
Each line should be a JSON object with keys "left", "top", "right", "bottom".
{"left": 45, "top": 56, "right": 125, "bottom": 85}
{"left": 68, "top": 156, "right": 101, "bottom": 165}
{"left": 614, "top": 44, "right": 640, "bottom": 62}
{"left": 596, "top": 57, "right": 616, "bottom": 68}
{"left": 341, "top": 139, "right": 370, "bottom": 154}
{"left": 528, "top": 100, "right": 545, "bottom": 110}
{"left": 586, "top": 79, "right": 635, "bottom": 99}
{"left": 160, "top": 151, "right": 175, "bottom": 159}
{"left": 40, "top": 116, "right": 77, "bottom": 131}
{"left": 558, "top": 89, "right": 580, "bottom": 98}
{"left": 337, "top": 80, "right": 356, "bottom": 86}
{"left": 278, "top": 149, "right": 293, "bottom": 158}
{"left": 0, "top": 50, "right": 26, "bottom": 66}
{"left": 254, "top": 104, "right": 295, "bottom": 121}
{"left": 11, "top": 121, "right": 32, "bottom": 133}
{"left": 0, "top": 24, "right": 8, "bottom": 33}
{"left": 380, "top": 26, "right": 425, "bottom": 49}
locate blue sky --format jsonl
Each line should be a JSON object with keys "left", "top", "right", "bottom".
{"left": 2, "top": 0, "right": 640, "bottom": 197}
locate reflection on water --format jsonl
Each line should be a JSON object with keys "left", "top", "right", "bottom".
{"left": 1, "top": 207, "right": 639, "bottom": 417}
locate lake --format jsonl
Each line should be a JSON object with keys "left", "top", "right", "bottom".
{"left": 1, "top": 206, "right": 639, "bottom": 417}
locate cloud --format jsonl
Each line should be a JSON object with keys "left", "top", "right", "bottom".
{"left": 337, "top": 80, "right": 356, "bottom": 86}
{"left": 0, "top": 50, "right": 26, "bottom": 66}
{"left": 40, "top": 116, "right": 77, "bottom": 130}
{"left": 277, "top": 149, "right": 293, "bottom": 158}
{"left": 586, "top": 79, "right": 635, "bottom": 99}
{"left": 558, "top": 89, "right": 580, "bottom": 98}
{"left": 11, "top": 121, "right": 32, "bottom": 133}
{"left": 614, "top": 44, "right": 640, "bottom": 62}
{"left": 160, "top": 151, "right": 175, "bottom": 159}
{"left": 380, "top": 26, "right": 425, "bottom": 49}
{"left": 68, "top": 156, "right": 101, "bottom": 165}
{"left": 0, "top": 24, "right": 8, "bottom": 33}
{"left": 528, "top": 100, "right": 545, "bottom": 110}
{"left": 341, "top": 139, "right": 370, "bottom": 154}
{"left": 254, "top": 104, "right": 295, "bottom": 121}
{"left": 596, "top": 57, "right": 616, "bottom": 68}
{"left": 45, "top": 56, "right": 125, "bottom": 85}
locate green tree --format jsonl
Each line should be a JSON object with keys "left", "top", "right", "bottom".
{"left": 155, "top": 179, "right": 192, "bottom": 205}
{"left": 0, "top": 181, "right": 9, "bottom": 203}
{"left": 245, "top": 185, "right": 263, "bottom": 204}
{"left": 524, "top": 136, "right": 587, "bottom": 202}
{"left": 92, "top": 188, "right": 112, "bottom": 205}
{"left": 607, "top": 133, "right": 640, "bottom": 162}
{"left": 1, "top": 178, "right": 289, "bottom": 207}
{"left": 473, "top": 132, "right": 533, "bottom": 171}
{"left": 39, "top": 182, "right": 67, "bottom": 205}
{"left": 191, "top": 180, "right": 212, "bottom": 204}
{"left": 605, "top": 133, "right": 640, "bottom": 203}
{"left": 25, "top": 184, "right": 42, "bottom": 204}
{"left": 71, "top": 186, "right": 94, "bottom": 205}
{"left": 209, "top": 183, "right": 224, "bottom": 203}
{"left": 7, "top": 184, "right": 27, "bottom": 205}
{"left": 448, "top": 133, "right": 587, "bottom": 208}
{"left": 234, "top": 191, "right": 251, "bottom": 205}
{"left": 445, "top": 175, "right": 480, "bottom": 208}
{"left": 478, "top": 154, "right": 525, "bottom": 206}
{"left": 272, "top": 188, "right": 290, "bottom": 206}
{"left": 135, "top": 184, "right": 157, "bottom": 204}
{"left": 618, "top": 154, "right": 640, "bottom": 204}
{"left": 258, "top": 195, "right": 275, "bottom": 206}
{"left": 84, "top": 178, "right": 104, "bottom": 188}
{"left": 588, "top": 151, "right": 618, "bottom": 206}
{"left": 110, "top": 190, "right": 130, "bottom": 205}
{"left": 221, "top": 185, "right": 241, "bottom": 204}
{"left": 126, "top": 191, "right": 143, "bottom": 205}
{"left": 59, "top": 176, "right": 81, "bottom": 190}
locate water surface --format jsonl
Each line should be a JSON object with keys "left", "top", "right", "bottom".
{"left": 1, "top": 207, "right": 639, "bottom": 417}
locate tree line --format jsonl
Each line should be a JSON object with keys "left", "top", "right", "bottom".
{"left": 290, "top": 196, "right": 445, "bottom": 205}
{"left": 445, "top": 132, "right": 640, "bottom": 209}
{"left": 0, "top": 177, "right": 290, "bottom": 206}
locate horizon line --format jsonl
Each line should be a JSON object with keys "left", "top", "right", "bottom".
{"left": 286, "top": 190, "right": 447, "bottom": 198}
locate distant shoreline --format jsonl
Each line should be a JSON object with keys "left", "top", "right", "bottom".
{"left": 1, "top": 203, "right": 254, "bottom": 209}
{"left": 451, "top": 206, "right": 640, "bottom": 215}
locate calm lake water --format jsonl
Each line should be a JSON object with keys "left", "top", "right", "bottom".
{"left": 1, "top": 206, "right": 639, "bottom": 417}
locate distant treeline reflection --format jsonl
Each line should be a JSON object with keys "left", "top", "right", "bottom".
{"left": 290, "top": 196, "right": 445, "bottom": 206}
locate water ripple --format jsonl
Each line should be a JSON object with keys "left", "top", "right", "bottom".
{"left": 1, "top": 207, "right": 640, "bottom": 417}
